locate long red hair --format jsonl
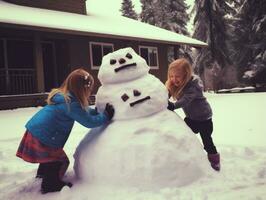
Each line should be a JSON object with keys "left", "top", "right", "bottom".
{"left": 165, "top": 58, "right": 192, "bottom": 99}
{"left": 47, "top": 68, "right": 94, "bottom": 110}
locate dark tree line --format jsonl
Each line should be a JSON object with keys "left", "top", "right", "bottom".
{"left": 120, "top": 0, "right": 190, "bottom": 60}
{"left": 120, "top": 0, "right": 266, "bottom": 89}
{"left": 231, "top": 0, "right": 266, "bottom": 87}
{"left": 192, "top": 0, "right": 235, "bottom": 90}
{"left": 140, "top": 0, "right": 190, "bottom": 60}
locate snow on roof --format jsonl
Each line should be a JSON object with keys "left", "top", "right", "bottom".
{"left": 0, "top": 0, "right": 207, "bottom": 47}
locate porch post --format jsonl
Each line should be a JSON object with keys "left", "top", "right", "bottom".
{"left": 3, "top": 39, "right": 9, "bottom": 93}
{"left": 34, "top": 34, "right": 45, "bottom": 92}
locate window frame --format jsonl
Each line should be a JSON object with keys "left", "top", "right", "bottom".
{"left": 89, "top": 42, "right": 114, "bottom": 70}
{"left": 138, "top": 45, "right": 159, "bottom": 69}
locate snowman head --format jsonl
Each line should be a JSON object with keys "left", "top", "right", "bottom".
{"left": 98, "top": 47, "right": 150, "bottom": 85}
{"left": 96, "top": 75, "right": 168, "bottom": 120}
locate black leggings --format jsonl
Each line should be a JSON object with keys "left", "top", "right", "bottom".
{"left": 184, "top": 117, "right": 217, "bottom": 154}
{"left": 36, "top": 160, "right": 69, "bottom": 179}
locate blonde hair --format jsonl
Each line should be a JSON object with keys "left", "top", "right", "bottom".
{"left": 165, "top": 58, "right": 193, "bottom": 99}
{"left": 47, "top": 68, "right": 94, "bottom": 110}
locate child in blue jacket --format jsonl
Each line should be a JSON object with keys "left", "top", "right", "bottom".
{"left": 165, "top": 58, "right": 220, "bottom": 171}
{"left": 16, "top": 68, "right": 114, "bottom": 194}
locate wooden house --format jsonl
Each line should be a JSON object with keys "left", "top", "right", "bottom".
{"left": 0, "top": 0, "right": 207, "bottom": 109}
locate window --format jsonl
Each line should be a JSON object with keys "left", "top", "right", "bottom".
{"left": 90, "top": 42, "right": 114, "bottom": 69}
{"left": 139, "top": 46, "right": 159, "bottom": 69}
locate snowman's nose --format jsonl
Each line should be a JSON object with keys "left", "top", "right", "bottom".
{"left": 119, "top": 58, "right": 126, "bottom": 64}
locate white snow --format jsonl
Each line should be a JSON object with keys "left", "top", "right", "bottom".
{"left": 1, "top": 92, "right": 266, "bottom": 199}
{"left": 0, "top": 0, "right": 207, "bottom": 47}
{"left": 217, "top": 86, "right": 255, "bottom": 93}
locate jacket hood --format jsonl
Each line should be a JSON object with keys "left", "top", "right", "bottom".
{"left": 50, "top": 93, "right": 66, "bottom": 104}
{"left": 50, "top": 93, "right": 77, "bottom": 104}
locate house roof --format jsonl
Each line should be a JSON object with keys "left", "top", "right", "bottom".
{"left": 0, "top": 0, "right": 207, "bottom": 47}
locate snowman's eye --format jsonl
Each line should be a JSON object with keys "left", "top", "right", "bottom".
{"left": 121, "top": 93, "right": 129, "bottom": 102}
{"left": 110, "top": 59, "right": 117, "bottom": 65}
{"left": 133, "top": 90, "right": 141, "bottom": 96}
{"left": 126, "top": 53, "right": 132, "bottom": 59}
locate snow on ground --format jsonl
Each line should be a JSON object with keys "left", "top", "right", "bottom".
{"left": 0, "top": 92, "right": 266, "bottom": 200}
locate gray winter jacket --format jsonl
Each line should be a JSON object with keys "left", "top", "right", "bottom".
{"left": 173, "top": 75, "right": 212, "bottom": 121}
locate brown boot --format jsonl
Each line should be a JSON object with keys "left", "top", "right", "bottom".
{"left": 208, "top": 153, "right": 220, "bottom": 171}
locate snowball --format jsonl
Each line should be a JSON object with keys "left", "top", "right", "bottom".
{"left": 74, "top": 110, "right": 210, "bottom": 189}
{"left": 98, "top": 47, "right": 150, "bottom": 85}
{"left": 96, "top": 74, "right": 168, "bottom": 120}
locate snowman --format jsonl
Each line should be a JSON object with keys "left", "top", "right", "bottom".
{"left": 74, "top": 47, "right": 211, "bottom": 189}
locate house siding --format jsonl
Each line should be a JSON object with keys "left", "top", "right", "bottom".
{"left": 4, "top": 0, "right": 87, "bottom": 14}
{"left": 0, "top": 26, "right": 171, "bottom": 109}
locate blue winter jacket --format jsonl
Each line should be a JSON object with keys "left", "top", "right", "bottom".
{"left": 25, "top": 93, "right": 109, "bottom": 148}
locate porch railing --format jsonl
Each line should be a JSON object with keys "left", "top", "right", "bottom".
{"left": 0, "top": 68, "right": 36, "bottom": 95}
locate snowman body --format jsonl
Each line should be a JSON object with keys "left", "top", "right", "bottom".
{"left": 74, "top": 47, "right": 210, "bottom": 189}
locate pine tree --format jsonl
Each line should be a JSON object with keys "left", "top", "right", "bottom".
{"left": 140, "top": 0, "right": 156, "bottom": 25}
{"left": 232, "top": 0, "right": 266, "bottom": 87}
{"left": 140, "top": 0, "right": 190, "bottom": 60}
{"left": 140, "top": 0, "right": 189, "bottom": 34}
{"left": 165, "top": 0, "right": 190, "bottom": 35}
{"left": 120, "top": 0, "right": 138, "bottom": 20}
{"left": 192, "top": 0, "right": 234, "bottom": 90}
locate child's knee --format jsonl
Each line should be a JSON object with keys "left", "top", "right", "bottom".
{"left": 184, "top": 118, "right": 199, "bottom": 133}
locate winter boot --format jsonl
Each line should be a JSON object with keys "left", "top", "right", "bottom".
{"left": 208, "top": 153, "right": 220, "bottom": 171}
{"left": 36, "top": 163, "right": 46, "bottom": 178}
{"left": 41, "top": 179, "right": 72, "bottom": 194}
{"left": 41, "top": 161, "right": 72, "bottom": 194}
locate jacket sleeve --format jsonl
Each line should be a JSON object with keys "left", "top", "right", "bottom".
{"left": 67, "top": 102, "right": 109, "bottom": 128}
{"left": 87, "top": 106, "right": 99, "bottom": 115}
{"left": 174, "top": 86, "right": 198, "bottom": 109}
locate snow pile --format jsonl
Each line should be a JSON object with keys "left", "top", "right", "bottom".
{"left": 74, "top": 47, "right": 211, "bottom": 190}
{"left": 96, "top": 74, "right": 168, "bottom": 120}
{"left": 1, "top": 93, "right": 266, "bottom": 200}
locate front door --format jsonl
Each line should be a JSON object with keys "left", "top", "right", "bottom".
{"left": 42, "top": 41, "right": 57, "bottom": 92}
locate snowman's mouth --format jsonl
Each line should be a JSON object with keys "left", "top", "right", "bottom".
{"left": 114, "top": 63, "right": 137, "bottom": 73}
{"left": 130, "top": 96, "right": 151, "bottom": 107}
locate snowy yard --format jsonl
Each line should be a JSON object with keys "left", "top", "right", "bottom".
{"left": 1, "top": 92, "right": 266, "bottom": 200}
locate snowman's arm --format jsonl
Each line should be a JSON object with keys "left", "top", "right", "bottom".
{"left": 67, "top": 102, "right": 109, "bottom": 128}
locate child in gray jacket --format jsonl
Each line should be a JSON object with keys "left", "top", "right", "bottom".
{"left": 165, "top": 58, "right": 220, "bottom": 171}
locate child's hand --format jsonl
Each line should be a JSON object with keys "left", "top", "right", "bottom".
{"left": 167, "top": 101, "right": 175, "bottom": 111}
{"left": 104, "top": 103, "right": 115, "bottom": 120}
